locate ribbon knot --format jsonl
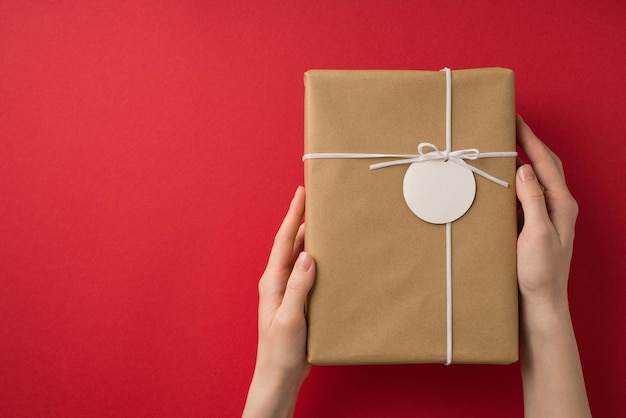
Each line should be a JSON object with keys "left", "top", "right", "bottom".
{"left": 416, "top": 143, "right": 481, "bottom": 163}
{"left": 362, "top": 143, "right": 515, "bottom": 187}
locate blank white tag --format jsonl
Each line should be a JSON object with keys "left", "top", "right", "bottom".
{"left": 402, "top": 160, "right": 476, "bottom": 224}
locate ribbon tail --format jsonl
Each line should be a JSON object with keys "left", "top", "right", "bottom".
{"left": 450, "top": 158, "right": 510, "bottom": 188}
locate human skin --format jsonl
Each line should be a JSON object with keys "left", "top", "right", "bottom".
{"left": 243, "top": 116, "right": 591, "bottom": 417}
{"left": 242, "top": 186, "right": 314, "bottom": 418}
{"left": 515, "top": 115, "right": 590, "bottom": 417}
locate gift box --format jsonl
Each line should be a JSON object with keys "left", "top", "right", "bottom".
{"left": 303, "top": 68, "right": 518, "bottom": 365}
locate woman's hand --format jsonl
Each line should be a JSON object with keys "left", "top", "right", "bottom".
{"left": 243, "top": 186, "right": 315, "bottom": 418}
{"left": 515, "top": 115, "right": 590, "bottom": 418}
{"left": 516, "top": 115, "right": 579, "bottom": 310}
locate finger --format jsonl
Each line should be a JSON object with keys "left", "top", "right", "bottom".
{"left": 516, "top": 115, "right": 567, "bottom": 196}
{"left": 516, "top": 115, "right": 577, "bottom": 240}
{"left": 280, "top": 252, "right": 316, "bottom": 317}
{"left": 516, "top": 164, "right": 553, "bottom": 232}
{"left": 259, "top": 187, "right": 306, "bottom": 314}
{"left": 293, "top": 223, "right": 305, "bottom": 260}
{"left": 266, "top": 186, "right": 306, "bottom": 276}
{"left": 517, "top": 206, "right": 524, "bottom": 235}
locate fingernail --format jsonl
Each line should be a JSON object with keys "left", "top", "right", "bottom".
{"left": 296, "top": 252, "right": 312, "bottom": 272}
{"left": 519, "top": 164, "right": 536, "bottom": 182}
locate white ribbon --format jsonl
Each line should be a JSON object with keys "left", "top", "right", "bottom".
{"left": 303, "top": 68, "right": 516, "bottom": 188}
{"left": 303, "top": 68, "right": 516, "bottom": 365}
{"left": 303, "top": 143, "right": 516, "bottom": 188}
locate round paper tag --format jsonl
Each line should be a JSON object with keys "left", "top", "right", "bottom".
{"left": 402, "top": 160, "right": 476, "bottom": 224}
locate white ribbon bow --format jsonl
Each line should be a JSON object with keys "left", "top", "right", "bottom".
{"left": 367, "top": 142, "right": 516, "bottom": 188}
{"left": 303, "top": 143, "right": 516, "bottom": 187}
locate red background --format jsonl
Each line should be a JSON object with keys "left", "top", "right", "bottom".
{"left": 1, "top": 1, "right": 625, "bottom": 416}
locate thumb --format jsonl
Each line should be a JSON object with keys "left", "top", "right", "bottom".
{"left": 280, "top": 252, "right": 316, "bottom": 315}
{"left": 516, "top": 164, "right": 552, "bottom": 228}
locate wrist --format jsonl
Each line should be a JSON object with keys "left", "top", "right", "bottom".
{"left": 520, "top": 297, "right": 572, "bottom": 341}
{"left": 243, "top": 367, "right": 304, "bottom": 418}
{"left": 252, "top": 364, "right": 306, "bottom": 394}
{"left": 519, "top": 293, "right": 591, "bottom": 417}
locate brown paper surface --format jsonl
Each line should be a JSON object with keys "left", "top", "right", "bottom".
{"left": 304, "top": 68, "right": 518, "bottom": 365}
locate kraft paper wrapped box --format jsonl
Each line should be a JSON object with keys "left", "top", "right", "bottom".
{"left": 303, "top": 68, "right": 519, "bottom": 365}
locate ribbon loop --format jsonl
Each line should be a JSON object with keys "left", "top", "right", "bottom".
{"left": 417, "top": 142, "right": 439, "bottom": 156}
{"left": 454, "top": 148, "right": 480, "bottom": 160}
{"left": 358, "top": 143, "right": 516, "bottom": 187}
